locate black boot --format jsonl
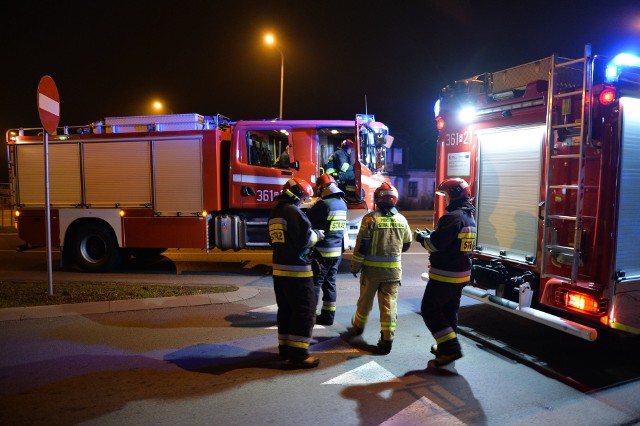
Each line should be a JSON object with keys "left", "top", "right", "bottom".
{"left": 376, "top": 331, "right": 393, "bottom": 355}
{"left": 315, "top": 312, "right": 334, "bottom": 326}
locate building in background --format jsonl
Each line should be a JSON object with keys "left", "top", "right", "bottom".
{"left": 385, "top": 144, "right": 435, "bottom": 211}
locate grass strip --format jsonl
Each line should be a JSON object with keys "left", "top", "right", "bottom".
{"left": 0, "top": 281, "right": 237, "bottom": 308}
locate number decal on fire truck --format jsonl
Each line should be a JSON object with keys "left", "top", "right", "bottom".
{"left": 256, "top": 189, "right": 282, "bottom": 202}
{"left": 445, "top": 131, "right": 472, "bottom": 146}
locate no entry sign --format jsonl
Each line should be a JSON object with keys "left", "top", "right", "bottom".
{"left": 37, "top": 75, "right": 60, "bottom": 134}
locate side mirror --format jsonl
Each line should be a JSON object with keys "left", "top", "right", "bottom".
{"left": 290, "top": 160, "right": 300, "bottom": 170}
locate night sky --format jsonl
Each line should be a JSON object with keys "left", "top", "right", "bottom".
{"left": 1, "top": 1, "right": 639, "bottom": 182}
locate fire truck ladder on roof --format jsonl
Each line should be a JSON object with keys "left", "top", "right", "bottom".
{"left": 541, "top": 44, "right": 594, "bottom": 285}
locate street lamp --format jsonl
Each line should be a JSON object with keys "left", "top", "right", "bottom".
{"left": 264, "top": 34, "right": 284, "bottom": 119}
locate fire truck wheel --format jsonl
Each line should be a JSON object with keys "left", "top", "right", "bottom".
{"left": 73, "top": 222, "right": 122, "bottom": 273}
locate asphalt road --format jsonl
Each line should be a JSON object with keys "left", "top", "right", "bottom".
{"left": 1, "top": 215, "right": 639, "bottom": 425}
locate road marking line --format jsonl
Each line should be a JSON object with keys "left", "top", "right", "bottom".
{"left": 322, "top": 361, "right": 400, "bottom": 384}
{"left": 380, "top": 396, "right": 466, "bottom": 425}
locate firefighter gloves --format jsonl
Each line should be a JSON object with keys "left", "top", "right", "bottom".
{"left": 414, "top": 228, "right": 431, "bottom": 245}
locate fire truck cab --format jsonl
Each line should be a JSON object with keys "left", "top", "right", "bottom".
{"left": 432, "top": 44, "right": 640, "bottom": 341}
{"left": 6, "top": 113, "right": 392, "bottom": 272}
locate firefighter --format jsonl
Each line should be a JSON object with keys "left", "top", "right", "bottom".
{"left": 415, "top": 177, "right": 477, "bottom": 367}
{"left": 324, "top": 139, "right": 357, "bottom": 201}
{"left": 274, "top": 144, "right": 290, "bottom": 169}
{"left": 350, "top": 182, "right": 412, "bottom": 354}
{"left": 268, "top": 178, "right": 325, "bottom": 368}
{"left": 307, "top": 173, "right": 348, "bottom": 325}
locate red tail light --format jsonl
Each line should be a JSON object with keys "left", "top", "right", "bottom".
{"left": 436, "top": 116, "right": 445, "bottom": 131}
{"left": 554, "top": 289, "right": 607, "bottom": 315}
{"left": 599, "top": 87, "right": 616, "bottom": 106}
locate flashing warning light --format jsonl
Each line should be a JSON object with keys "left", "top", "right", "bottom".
{"left": 434, "top": 99, "right": 441, "bottom": 117}
{"left": 605, "top": 52, "right": 640, "bottom": 83}
{"left": 15, "top": 210, "right": 20, "bottom": 217}
{"left": 436, "top": 116, "right": 445, "bottom": 131}
{"left": 119, "top": 210, "right": 125, "bottom": 217}
{"left": 599, "top": 87, "right": 616, "bottom": 106}
{"left": 459, "top": 106, "right": 476, "bottom": 123}
{"left": 202, "top": 210, "right": 208, "bottom": 217}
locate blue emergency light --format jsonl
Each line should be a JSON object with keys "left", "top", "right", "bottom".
{"left": 605, "top": 53, "right": 640, "bottom": 83}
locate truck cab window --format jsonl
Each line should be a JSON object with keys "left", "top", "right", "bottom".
{"left": 246, "top": 130, "right": 289, "bottom": 167}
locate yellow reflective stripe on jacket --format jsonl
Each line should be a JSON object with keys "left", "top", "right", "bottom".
{"left": 340, "top": 162, "right": 350, "bottom": 172}
{"left": 363, "top": 260, "right": 402, "bottom": 268}
{"left": 273, "top": 270, "right": 314, "bottom": 277}
{"left": 273, "top": 263, "right": 313, "bottom": 278}
{"left": 328, "top": 211, "right": 347, "bottom": 220}
{"left": 363, "top": 254, "right": 401, "bottom": 268}
{"left": 428, "top": 272, "right": 471, "bottom": 284}
{"left": 305, "top": 230, "right": 319, "bottom": 248}
{"left": 317, "top": 249, "right": 342, "bottom": 257}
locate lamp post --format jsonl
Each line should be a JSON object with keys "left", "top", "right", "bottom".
{"left": 265, "top": 34, "right": 284, "bottom": 119}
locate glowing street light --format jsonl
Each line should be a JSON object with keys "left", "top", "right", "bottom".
{"left": 264, "top": 33, "right": 284, "bottom": 119}
{"left": 153, "top": 101, "right": 163, "bottom": 113}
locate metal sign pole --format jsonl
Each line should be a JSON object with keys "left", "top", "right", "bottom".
{"left": 44, "top": 131, "right": 53, "bottom": 296}
{"left": 37, "top": 75, "right": 59, "bottom": 297}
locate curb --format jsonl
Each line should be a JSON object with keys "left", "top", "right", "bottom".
{"left": 0, "top": 286, "right": 259, "bottom": 322}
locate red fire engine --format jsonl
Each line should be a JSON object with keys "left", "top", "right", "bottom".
{"left": 6, "top": 113, "right": 392, "bottom": 272}
{"left": 431, "top": 44, "right": 640, "bottom": 341}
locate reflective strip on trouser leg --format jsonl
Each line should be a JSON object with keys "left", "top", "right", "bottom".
{"left": 421, "top": 279, "right": 463, "bottom": 353}
{"left": 433, "top": 327, "right": 459, "bottom": 353}
{"left": 321, "top": 303, "right": 336, "bottom": 312}
{"left": 273, "top": 275, "right": 316, "bottom": 362}
{"left": 352, "top": 273, "right": 378, "bottom": 328}
{"left": 378, "top": 281, "right": 399, "bottom": 341}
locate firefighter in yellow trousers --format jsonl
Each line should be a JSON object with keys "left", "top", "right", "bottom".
{"left": 350, "top": 183, "right": 412, "bottom": 354}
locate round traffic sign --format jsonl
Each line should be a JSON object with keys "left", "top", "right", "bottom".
{"left": 37, "top": 75, "right": 60, "bottom": 134}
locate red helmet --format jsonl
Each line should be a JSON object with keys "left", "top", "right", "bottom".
{"left": 282, "top": 178, "right": 314, "bottom": 203}
{"left": 374, "top": 182, "right": 398, "bottom": 207}
{"left": 436, "top": 178, "right": 470, "bottom": 201}
{"left": 315, "top": 173, "right": 344, "bottom": 197}
{"left": 341, "top": 139, "right": 355, "bottom": 150}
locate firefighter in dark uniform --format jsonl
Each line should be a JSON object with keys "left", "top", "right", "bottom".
{"left": 415, "top": 177, "right": 477, "bottom": 367}
{"left": 350, "top": 182, "right": 412, "bottom": 354}
{"left": 307, "top": 174, "right": 348, "bottom": 325}
{"left": 324, "top": 139, "right": 357, "bottom": 201}
{"left": 268, "top": 178, "right": 325, "bottom": 368}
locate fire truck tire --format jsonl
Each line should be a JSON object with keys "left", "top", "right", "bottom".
{"left": 72, "top": 222, "right": 122, "bottom": 273}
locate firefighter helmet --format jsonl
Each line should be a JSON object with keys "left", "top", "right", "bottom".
{"left": 341, "top": 139, "right": 355, "bottom": 151}
{"left": 282, "top": 178, "right": 314, "bottom": 203}
{"left": 436, "top": 178, "right": 471, "bottom": 201}
{"left": 316, "top": 173, "right": 344, "bottom": 197}
{"left": 374, "top": 182, "right": 398, "bottom": 208}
